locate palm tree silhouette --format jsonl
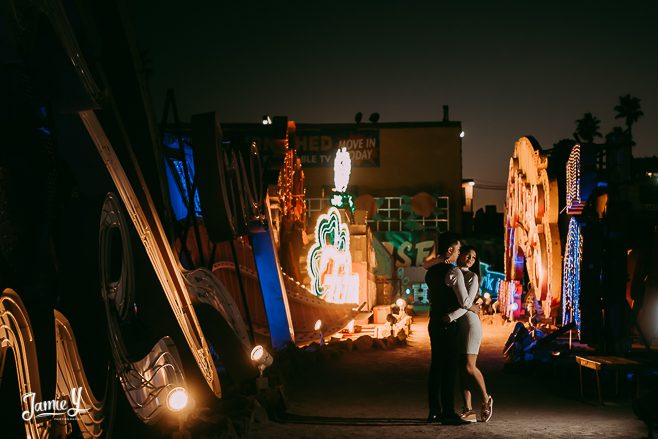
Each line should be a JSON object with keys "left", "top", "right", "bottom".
{"left": 574, "top": 112, "right": 602, "bottom": 144}
{"left": 614, "top": 94, "right": 643, "bottom": 145}
{"left": 605, "top": 126, "right": 631, "bottom": 146}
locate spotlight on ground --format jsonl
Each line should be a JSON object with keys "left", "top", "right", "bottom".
{"left": 250, "top": 345, "right": 274, "bottom": 391}
{"left": 166, "top": 387, "right": 189, "bottom": 413}
{"left": 250, "top": 345, "right": 274, "bottom": 375}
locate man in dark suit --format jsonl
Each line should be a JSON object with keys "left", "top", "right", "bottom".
{"left": 425, "top": 231, "right": 478, "bottom": 424}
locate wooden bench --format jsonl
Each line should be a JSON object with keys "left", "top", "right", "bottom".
{"left": 575, "top": 355, "right": 643, "bottom": 405}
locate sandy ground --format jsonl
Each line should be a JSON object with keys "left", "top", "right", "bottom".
{"left": 250, "top": 315, "right": 647, "bottom": 439}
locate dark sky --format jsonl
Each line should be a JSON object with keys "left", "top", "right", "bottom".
{"left": 128, "top": 1, "right": 658, "bottom": 211}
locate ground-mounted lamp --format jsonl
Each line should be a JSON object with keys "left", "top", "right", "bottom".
{"left": 167, "top": 386, "right": 191, "bottom": 439}
{"left": 167, "top": 387, "right": 189, "bottom": 413}
{"left": 314, "top": 319, "right": 325, "bottom": 346}
{"left": 395, "top": 298, "right": 407, "bottom": 316}
{"left": 250, "top": 345, "right": 274, "bottom": 391}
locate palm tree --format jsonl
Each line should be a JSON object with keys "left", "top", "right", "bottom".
{"left": 574, "top": 112, "right": 602, "bottom": 144}
{"left": 605, "top": 126, "right": 631, "bottom": 146}
{"left": 614, "top": 94, "right": 643, "bottom": 144}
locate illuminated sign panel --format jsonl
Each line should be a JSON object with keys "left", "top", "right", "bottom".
{"left": 307, "top": 207, "right": 359, "bottom": 304}
{"left": 566, "top": 144, "right": 585, "bottom": 214}
{"left": 562, "top": 217, "right": 583, "bottom": 336}
{"left": 504, "top": 137, "right": 562, "bottom": 317}
{"left": 479, "top": 262, "right": 505, "bottom": 299}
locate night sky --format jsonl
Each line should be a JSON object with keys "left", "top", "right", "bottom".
{"left": 128, "top": 1, "right": 658, "bottom": 211}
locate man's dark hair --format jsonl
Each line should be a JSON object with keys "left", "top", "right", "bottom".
{"left": 436, "top": 231, "right": 461, "bottom": 255}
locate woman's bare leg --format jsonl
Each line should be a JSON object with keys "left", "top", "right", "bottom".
{"left": 460, "top": 364, "right": 472, "bottom": 410}
{"left": 465, "top": 354, "right": 489, "bottom": 402}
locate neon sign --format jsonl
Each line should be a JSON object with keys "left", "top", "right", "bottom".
{"left": 329, "top": 147, "right": 355, "bottom": 212}
{"left": 479, "top": 262, "right": 505, "bottom": 299}
{"left": 307, "top": 207, "right": 359, "bottom": 304}
{"left": 562, "top": 217, "right": 582, "bottom": 336}
{"left": 566, "top": 144, "right": 585, "bottom": 214}
{"left": 333, "top": 147, "right": 351, "bottom": 192}
{"left": 504, "top": 137, "right": 562, "bottom": 317}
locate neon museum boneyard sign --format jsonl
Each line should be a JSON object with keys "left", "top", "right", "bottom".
{"left": 330, "top": 147, "right": 355, "bottom": 211}
{"left": 307, "top": 148, "right": 359, "bottom": 304}
{"left": 307, "top": 207, "right": 359, "bottom": 304}
{"left": 504, "top": 137, "right": 561, "bottom": 316}
{"left": 22, "top": 387, "right": 90, "bottom": 421}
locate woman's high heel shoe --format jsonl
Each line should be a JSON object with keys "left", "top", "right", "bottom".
{"left": 481, "top": 395, "right": 493, "bottom": 422}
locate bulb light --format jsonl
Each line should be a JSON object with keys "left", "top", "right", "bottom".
{"left": 561, "top": 217, "right": 583, "bottom": 337}
{"left": 250, "top": 345, "right": 264, "bottom": 362}
{"left": 566, "top": 144, "right": 584, "bottom": 214}
{"left": 333, "top": 147, "right": 351, "bottom": 192}
{"left": 166, "top": 387, "right": 189, "bottom": 413}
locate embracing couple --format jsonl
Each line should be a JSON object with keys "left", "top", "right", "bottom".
{"left": 425, "top": 231, "right": 493, "bottom": 425}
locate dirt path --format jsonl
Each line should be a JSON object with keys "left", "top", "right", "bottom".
{"left": 251, "top": 315, "right": 646, "bottom": 438}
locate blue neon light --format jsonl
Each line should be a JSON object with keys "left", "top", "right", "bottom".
{"left": 479, "top": 262, "right": 505, "bottom": 300}
{"left": 162, "top": 133, "right": 202, "bottom": 221}
{"left": 562, "top": 217, "right": 582, "bottom": 336}
{"left": 251, "top": 228, "right": 294, "bottom": 350}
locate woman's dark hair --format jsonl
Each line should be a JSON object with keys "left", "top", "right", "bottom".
{"left": 458, "top": 245, "right": 481, "bottom": 279}
{"left": 436, "top": 231, "right": 461, "bottom": 255}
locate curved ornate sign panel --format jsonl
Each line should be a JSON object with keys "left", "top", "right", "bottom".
{"left": 504, "top": 137, "right": 562, "bottom": 317}
{"left": 307, "top": 207, "right": 359, "bottom": 304}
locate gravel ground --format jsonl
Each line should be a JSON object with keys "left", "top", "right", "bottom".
{"left": 250, "top": 315, "right": 647, "bottom": 439}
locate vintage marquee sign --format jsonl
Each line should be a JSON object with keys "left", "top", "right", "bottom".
{"left": 504, "top": 137, "right": 562, "bottom": 317}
